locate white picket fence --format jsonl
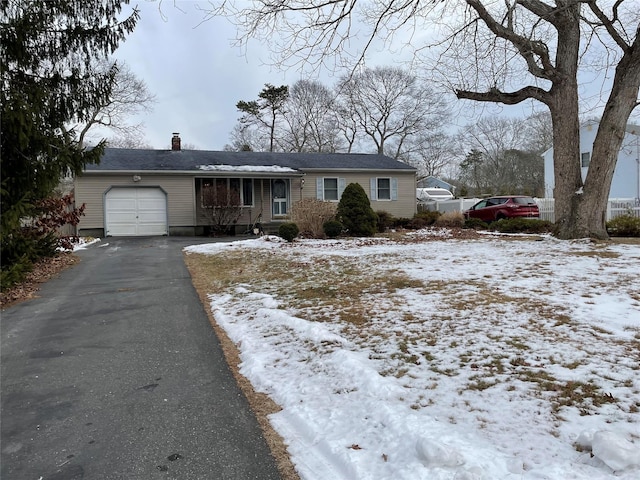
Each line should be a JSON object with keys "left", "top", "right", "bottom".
{"left": 421, "top": 198, "right": 640, "bottom": 223}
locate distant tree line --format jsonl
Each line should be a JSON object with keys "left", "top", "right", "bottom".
{"left": 228, "top": 69, "right": 552, "bottom": 197}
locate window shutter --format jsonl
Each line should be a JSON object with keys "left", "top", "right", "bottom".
{"left": 338, "top": 178, "right": 346, "bottom": 199}
{"left": 316, "top": 177, "right": 324, "bottom": 200}
{"left": 370, "top": 178, "right": 377, "bottom": 201}
{"left": 391, "top": 177, "right": 398, "bottom": 200}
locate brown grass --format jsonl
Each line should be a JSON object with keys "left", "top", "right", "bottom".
{"left": 183, "top": 234, "right": 638, "bottom": 470}
{"left": 184, "top": 252, "right": 300, "bottom": 480}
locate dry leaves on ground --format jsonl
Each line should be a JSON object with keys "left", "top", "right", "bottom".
{"left": 0, "top": 253, "right": 79, "bottom": 309}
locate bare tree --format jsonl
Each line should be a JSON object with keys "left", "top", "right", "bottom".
{"left": 74, "top": 60, "right": 155, "bottom": 148}
{"left": 402, "top": 131, "right": 459, "bottom": 181}
{"left": 224, "top": 124, "right": 267, "bottom": 152}
{"left": 521, "top": 111, "right": 553, "bottom": 155}
{"left": 337, "top": 66, "right": 449, "bottom": 158}
{"left": 107, "top": 132, "right": 153, "bottom": 149}
{"left": 334, "top": 97, "right": 360, "bottom": 153}
{"left": 439, "top": 1, "right": 640, "bottom": 238}
{"left": 207, "top": 1, "right": 640, "bottom": 239}
{"left": 281, "top": 79, "right": 343, "bottom": 152}
{"left": 457, "top": 117, "right": 544, "bottom": 195}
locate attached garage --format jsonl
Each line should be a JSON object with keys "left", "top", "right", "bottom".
{"left": 104, "top": 187, "right": 168, "bottom": 236}
{"left": 75, "top": 143, "right": 417, "bottom": 237}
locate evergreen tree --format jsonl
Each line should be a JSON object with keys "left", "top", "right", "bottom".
{"left": 1, "top": 1, "right": 139, "bottom": 286}
{"left": 236, "top": 84, "right": 289, "bottom": 152}
{"left": 337, "top": 183, "right": 377, "bottom": 237}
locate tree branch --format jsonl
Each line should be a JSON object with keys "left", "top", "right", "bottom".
{"left": 456, "top": 85, "right": 549, "bottom": 105}
{"left": 465, "top": 0, "right": 556, "bottom": 81}
{"left": 585, "top": 0, "right": 631, "bottom": 50}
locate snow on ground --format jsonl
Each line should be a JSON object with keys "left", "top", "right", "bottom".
{"left": 72, "top": 237, "right": 101, "bottom": 250}
{"left": 185, "top": 232, "right": 640, "bottom": 480}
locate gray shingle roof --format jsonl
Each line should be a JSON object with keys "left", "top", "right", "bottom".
{"left": 85, "top": 148, "right": 416, "bottom": 172}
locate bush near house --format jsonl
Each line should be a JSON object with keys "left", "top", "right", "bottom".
{"left": 408, "top": 211, "right": 441, "bottom": 229}
{"left": 337, "top": 183, "right": 377, "bottom": 237}
{"left": 323, "top": 220, "right": 343, "bottom": 238}
{"left": 392, "top": 217, "right": 413, "bottom": 229}
{"left": 290, "top": 198, "right": 337, "bottom": 238}
{"left": 278, "top": 222, "right": 299, "bottom": 242}
{"left": 376, "top": 211, "right": 394, "bottom": 233}
{"left": 434, "top": 211, "right": 465, "bottom": 228}
{"left": 606, "top": 214, "right": 640, "bottom": 237}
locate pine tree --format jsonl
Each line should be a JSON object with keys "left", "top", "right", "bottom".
{"left": 337, "top": 183, "right": 377, "bottom": 237}
{"left": 0, "top": 1, "right": 139, "bottom": 286}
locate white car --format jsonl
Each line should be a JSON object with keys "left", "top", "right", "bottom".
{"left": 417, "top": 188, "right": 454, "bottom": 202}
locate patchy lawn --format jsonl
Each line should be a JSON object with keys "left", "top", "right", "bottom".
{"left": 185, "top": 230, "right": 640, "bottom": 480}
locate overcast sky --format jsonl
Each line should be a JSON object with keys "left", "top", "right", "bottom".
{"left": 108, "top": 0, "right": 296, "bottom": 150}
{"left": 112, "top": 0, "right": 447, "bottom": 151}
{"left": 107, "top": 1, "right": 633, "bottom": 152}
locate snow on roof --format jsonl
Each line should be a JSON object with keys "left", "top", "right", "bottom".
{"left": 197, "top": 164, "right": 298, "bottom": 173}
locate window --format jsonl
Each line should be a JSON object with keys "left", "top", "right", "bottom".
{"left": 324, "top": 178, "right": 339, "bottom": 201}
{"left": 377, "top": 178, "right": 391, "bottom": 200}
{"left": 316, "top": 177, "right": 345, "bottom": 201}
{"left": 581, "top": 152, "right": 591, "bottom": 168}
{"left": 201, "top": 178, "right": 253, "bottom": 207}
{"left": 272, "top": 179, "right": 289, "bottom": 216}
{"left": 513, "top": 197, "right": 535, "bottom": 205}
{"left": 370, "top": 177, "right": 398, "bottom": 201}
{"left": 242, "top": 179, "right": 253, "bottom": 206}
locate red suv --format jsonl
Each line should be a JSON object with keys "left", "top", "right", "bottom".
{"left": 463, "top": 196, "right": 539, "bottom": 222}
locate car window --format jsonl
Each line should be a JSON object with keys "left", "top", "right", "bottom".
{"left": 475, "top": 200, "right": 488, "bottom": 209}
{"left": 512, "top": 197, "right": 535, "bottom": 205}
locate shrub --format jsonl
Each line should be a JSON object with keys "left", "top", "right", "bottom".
{"left": 463, "top": 218, "right": 489, "bottom": 230}
{"left": 1, "top": 193, "right": 85, "bottom": 289}
{"left": 376, "top": 210, "right": 394, "bottom": 232}
{"left": 391, "top": 217, "right": 412, "bottom": 229}
{"left": 337, "top": 183, "right": 377, "bottom": 237}
{"left": 491, "top": 218, "right": 555, "bottom": 234}
{"left": 434, "top": 211, "right": 465, "bottom": 228}
{"left": 323, "top": 220, "right": 343, "bottom": 238}
{"left": 407, "top": 216, "right": 430, "bottom": 230}
{"left": 407, "top": 210, "right": 440, "bottom": 229}
{"left": 606, "top": 214, "right": 640, "bottom": 237}
{"left": 415, "top": 210, "right": 440, "bottom": 225}
{"left": 278, "top": 222, "right": 299, "bottom": 242}
{"left": 290, "top": 198, "right": 337, "bottom": 238}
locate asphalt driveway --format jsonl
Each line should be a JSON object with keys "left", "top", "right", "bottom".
{"left": 1, "top": 236, "right": 282, "bottom": 480}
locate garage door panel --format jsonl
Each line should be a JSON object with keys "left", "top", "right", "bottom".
{"left": 105, "top": 187, "right": 168, "bottom": 236}
{"left": 108, "top": 199, "right": 136, "bottom": 209}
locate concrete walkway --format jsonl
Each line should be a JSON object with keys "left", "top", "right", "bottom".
{"left": 1, "top": 237, "right": 282, "bottom": 480}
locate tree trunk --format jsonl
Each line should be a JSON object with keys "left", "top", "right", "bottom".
{"left": 577, "top": 34, "right": 640, "bottom": 239}
{"left": 548, "top": 4, "right": 583, "bottom": 240}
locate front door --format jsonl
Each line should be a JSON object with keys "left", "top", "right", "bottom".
{"left": 271, "top": 179, "right": 289, "bottom": 217}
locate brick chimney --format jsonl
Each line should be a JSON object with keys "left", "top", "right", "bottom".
{"left": 171, "top": 132, "right": 181, "bottom": 151}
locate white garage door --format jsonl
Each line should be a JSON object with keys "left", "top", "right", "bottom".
{"left": 105, "top": 187, "right": 168, "bottom": 236}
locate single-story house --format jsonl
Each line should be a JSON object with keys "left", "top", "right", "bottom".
{"left": 543, "top": 121, "right": 640, "bottom": 199}
{"left": 75, "top": 135, "right": 417, "bottom": 236}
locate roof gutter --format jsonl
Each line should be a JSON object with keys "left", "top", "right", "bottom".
{"left": 81, "top": 170, "right": 305, "bottom": 178}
